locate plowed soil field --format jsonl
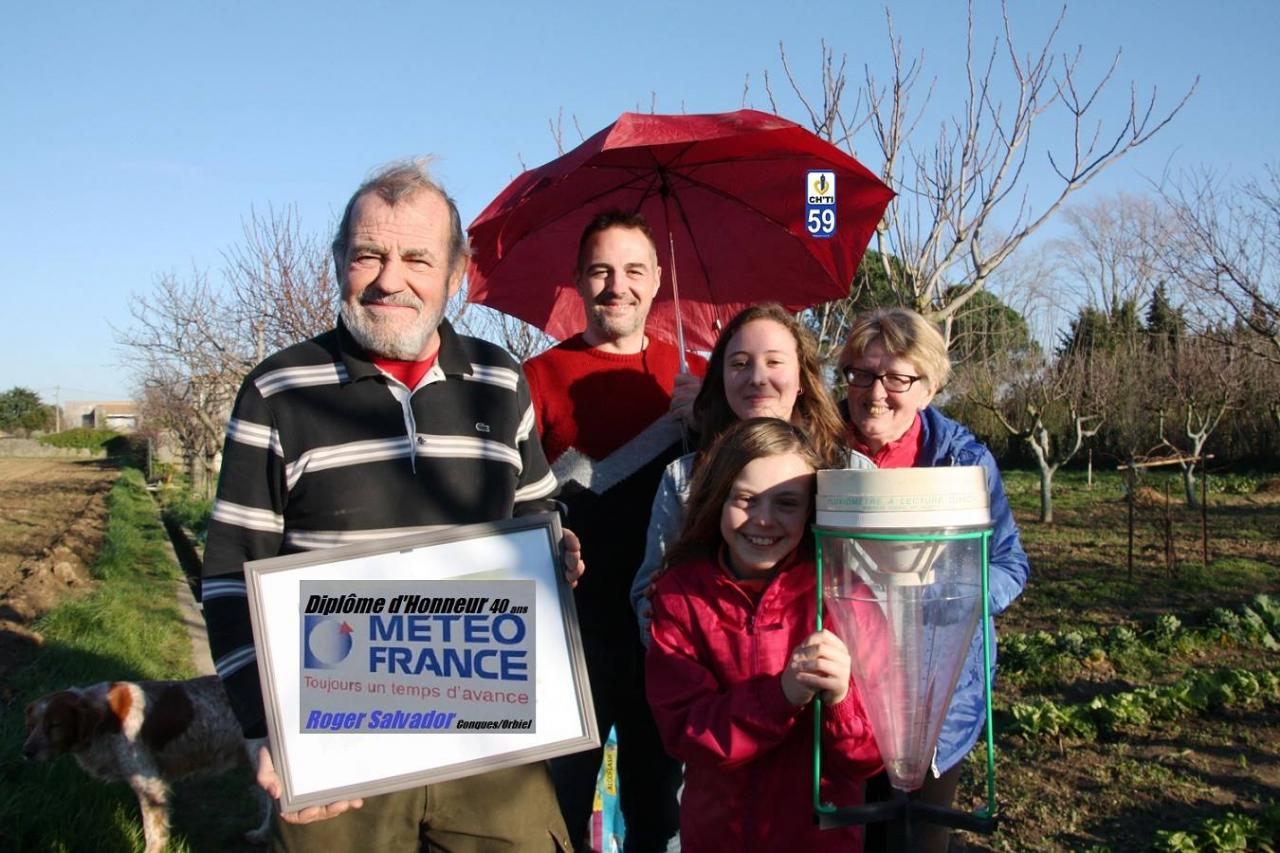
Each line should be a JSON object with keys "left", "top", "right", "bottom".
{"left": 0, "top": 458, "right": 118, "bottom": 685}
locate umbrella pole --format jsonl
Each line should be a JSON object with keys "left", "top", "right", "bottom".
{"left": 663, "top": 228, "right": 692, "bottom": 454}
{"left": 666, "top": 230, "right": 688, "bottom": 374}
{"left": 657, "top": 182, "right": 689, "bottom": 374}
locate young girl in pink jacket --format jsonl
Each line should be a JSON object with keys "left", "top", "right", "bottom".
{"left": 645, "top": 417, "right": 882, "bottom": 851}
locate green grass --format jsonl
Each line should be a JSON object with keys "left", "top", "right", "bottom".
{"left": 0, "top": 468, "right": 227, "bottom": 853}
{"left": 160, "top": 484, "right": 214, "bottom": 544}
{"left": 1000, "top": 469, "right": 1280, "bottom": 630}
{"left": 972, "top": 467, "right": 1280, "bottom": 850}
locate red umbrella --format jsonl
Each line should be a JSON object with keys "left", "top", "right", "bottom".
{"left": 467, "top": 109, "right": 894, "bottom": 354}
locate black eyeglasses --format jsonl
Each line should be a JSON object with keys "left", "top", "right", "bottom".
{"left": 841, "top": 367, "right": 922, "bottom": 392}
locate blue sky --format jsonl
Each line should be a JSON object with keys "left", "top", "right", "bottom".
{"left": 2, "top": 1, "right": 1275, "bottom": 404}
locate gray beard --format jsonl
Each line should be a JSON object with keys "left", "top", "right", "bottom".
{"left": 340, "top": 300, "right": 442, "bottom": 361}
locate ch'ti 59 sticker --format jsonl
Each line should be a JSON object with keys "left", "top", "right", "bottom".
{"left": 806, "top": 170, "right": 836, "bottom": 238}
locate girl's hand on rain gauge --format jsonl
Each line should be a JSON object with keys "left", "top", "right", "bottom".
{"left": 781, "top": 629, "right": 851, "bottom": 706}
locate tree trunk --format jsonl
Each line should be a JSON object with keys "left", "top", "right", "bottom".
{"left": 1038, "top": 463, "right": 1055, "bottom": 524}
{"left": 1181, "top": 462, "right": 1199, "bottom": 509}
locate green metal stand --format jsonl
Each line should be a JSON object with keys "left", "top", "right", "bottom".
{"left": 812, "top": 526, "right": 998, "bottom": 835}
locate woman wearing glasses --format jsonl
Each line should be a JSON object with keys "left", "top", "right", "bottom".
{"left": 838, "top": 307, "right": 1029, "bottom": 853}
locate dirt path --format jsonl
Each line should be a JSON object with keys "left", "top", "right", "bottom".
{"left": 0, "top": 458, "right": 119, "bottom": 685}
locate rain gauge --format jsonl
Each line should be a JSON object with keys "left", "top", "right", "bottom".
{"left": 812, "top": 467, "right": 999, "bottom": 845}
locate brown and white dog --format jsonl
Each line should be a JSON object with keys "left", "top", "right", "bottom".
{"left": 23, "top": 675, "right": 272, "bottom": 852}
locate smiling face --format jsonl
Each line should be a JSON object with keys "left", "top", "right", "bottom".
{"left": 844, "top": 339, "right": 935, "bottom": 453}
{"left": 723, "top": 319, "right": 802, "bottom": 422}
{"left": 338, "top": 190, "right": 462, "bottom": 361}
{"left": 719, "top": 451, "right": 814, "bottom": 578}
{"left": 574, "top": 226, "right": 661, "bottom": 352}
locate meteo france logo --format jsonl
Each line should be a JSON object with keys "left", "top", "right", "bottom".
{"left": 303, "top": 615, "right": 355, "bottom": 669}
{"left": 806, "top": 170, "right": 836, "bottom": 237}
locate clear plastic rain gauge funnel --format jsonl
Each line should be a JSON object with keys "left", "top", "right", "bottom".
{"left": 816, "top": 467, "right": 991, "bottom": 792}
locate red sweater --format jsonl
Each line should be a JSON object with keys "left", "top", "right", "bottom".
{"left": 849, "top": 412, "right": 923, "bottom": 469}
{"left": 524, "top": 334, "right": 706, "bottom": 464}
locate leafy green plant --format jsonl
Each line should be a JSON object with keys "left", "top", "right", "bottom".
{"left": 1153, "top": 829, "right": 1200, "bottom": 852}
{"left": 1154, "top": 808, "right": 1279, "bottom": 852}
{"left": 1002, "top": 600, "right": 1280, "bottom": 688}
{"left": 1209, "top": 473, "right": 1262, "bottom": 495}
{"left": 1250, "top": 594, "right": 1280, "bottom": 635}
{"left": 1006, "top": 668, "right": 1280, "bottom": 743}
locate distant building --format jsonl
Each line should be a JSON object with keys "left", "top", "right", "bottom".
{"left": 63, "top": 400, "right": 139, "bottom": 432}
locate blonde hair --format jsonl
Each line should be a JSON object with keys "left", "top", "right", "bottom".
{"left": 837, "top": 307, "right": 952, "bottom": 393}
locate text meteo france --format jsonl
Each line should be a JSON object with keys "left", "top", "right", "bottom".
{"left": 306, "top": 592, "right": 529, "bottom": 680}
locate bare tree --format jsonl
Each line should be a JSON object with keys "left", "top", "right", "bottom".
{"left": 120, "top": 208, "right": 338, "bottom": 492}
{"left": 1054, "top": 192, "right": 1173, "bottom": 315}
{"left": 759, "top": 1, "right": 1196, "bottom": 340}
{"left": 454, "top": 305, "right": 556, "bottom": 361}
{"left": 136, "top": 367, "right": 232, "bottom": 496}
{"left": 1160, "top": 165, "right": 1280, "bottom": 365}
{"left": 118, "top": 272, "right": 247, "bottom": 494}
{"left": 223, "top": 206, "right": 335, "bottom": 356}
{"left": 1154, "top": 336, "right": 1245, "bottom": 506}
{"left": 962, "top": 348, "right": 1109, "bottom": 522}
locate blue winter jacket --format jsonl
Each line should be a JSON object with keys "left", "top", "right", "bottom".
{"left": 916, "top": 405, "right": 1029, "bottom": 774}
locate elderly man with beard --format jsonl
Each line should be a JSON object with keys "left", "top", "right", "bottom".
{"left": 201, "top": 160, "right": 580, "bottom": 852}
{"left": 523, "top": 211, "right": 704, "bottom": 851}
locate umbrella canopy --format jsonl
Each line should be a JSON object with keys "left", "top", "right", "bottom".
{"left": 467, "top": 109, "right": 894, "bottom": 352}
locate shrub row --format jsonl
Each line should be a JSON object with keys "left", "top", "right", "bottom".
{"left": 37, "top": 427, "right": 121, "bottom": 450}
{"left": 1153, "top": 806, "right": 1280, "bottom": 852}
{"left": 1000, "top": 595, "right": 1280, "bottom": 688}
{"left": 1005, "top": 668, "right": 1280, "bottom": 742}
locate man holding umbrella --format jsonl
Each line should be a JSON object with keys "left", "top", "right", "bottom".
{"left": 468, "top": 108, "right": 895, "bottom": 849}
{"left": 523, "top": 210, "right": 704, "bottom": 850}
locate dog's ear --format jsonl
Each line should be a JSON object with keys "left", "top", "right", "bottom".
{"left": 24, "top": 698, "right": 42, "bottom": 732}
{"left": 37, "top": 692, "right": 96, "bottom": 753}
{"left": 104, "top": 683, "right": 131, "bottom": 734}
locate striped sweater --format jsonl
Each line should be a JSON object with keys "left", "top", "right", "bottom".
{"left": 201, "top": 320, "right": 558, "bottom": 736}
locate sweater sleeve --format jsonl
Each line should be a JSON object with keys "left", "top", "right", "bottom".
{"left": 201, "top": 376, "right": 287, "bottom": 738}
{"left": 817, "top": 682, "right": 884, "bottom": 780}
{"left": 511, "top": 362, "right": 559, "bottom": 515}
{"left": 631, "top": 455, "right": 691, "bottom": 645}
{"left": 978, "top": 446, "right": 1029, "bottom": 615}
{"left": 645, "top": 576, "right": 803, "bottom": 769}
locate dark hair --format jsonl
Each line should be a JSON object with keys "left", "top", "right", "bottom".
{"left": 694, "top": 303, "right": 847, "bottom": 468}
{"left": 663, "top": 417, "right": 822, "bottom": 571}
{"left": 331, "top": 159, "right": 470, "bottom": 280}
{"left": 575, "top": 210, "right": 659, "bottom": 273}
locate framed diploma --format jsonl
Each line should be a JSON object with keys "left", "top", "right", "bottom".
{"left": 243, "top": 513, "right": 598, "bottom": 812}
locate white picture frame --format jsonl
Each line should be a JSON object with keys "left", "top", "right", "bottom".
{"left": 243, "top": 513, "right": 598, "bottom": 812}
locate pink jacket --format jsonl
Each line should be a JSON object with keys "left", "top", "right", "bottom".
{"left": 646, "top": 551, "right": 883, "bottom": 852}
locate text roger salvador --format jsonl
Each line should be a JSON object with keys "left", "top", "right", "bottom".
{"left": 302, "top": 591, "right": 535, "bottom": 733}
